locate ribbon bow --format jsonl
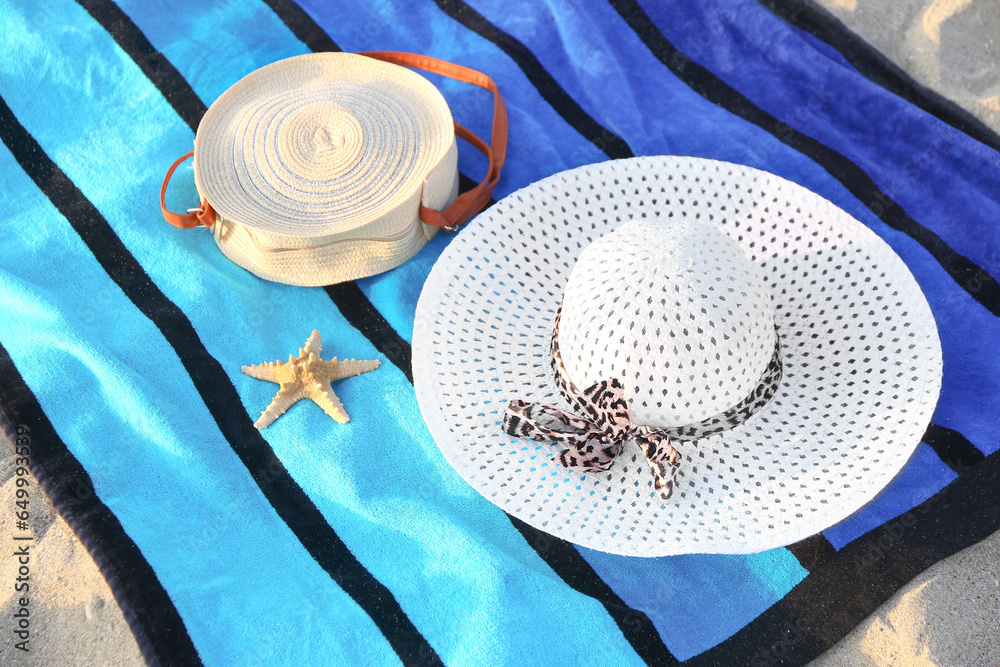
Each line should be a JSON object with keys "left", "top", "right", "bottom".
{"left": 503, "top": 377, "right": 681, "bottom": 500}
{"left": 501, "top": 302, "right": 784, "bottom": 502}
{"left": 502, "top": 306, "right": 681, "bottom": 501}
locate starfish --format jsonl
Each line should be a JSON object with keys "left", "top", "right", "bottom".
{"left": 242, "top": 330, "right": 380, "bottom": 428}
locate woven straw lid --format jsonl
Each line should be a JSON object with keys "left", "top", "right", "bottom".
{"left": 412, "top": 156, "right": 942, "bottom": 556}
{"left": 193, "top": 52, "right": 458, "bottom": 284}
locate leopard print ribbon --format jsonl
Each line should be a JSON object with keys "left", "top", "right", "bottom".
{"left": 502, "top": 306, "right": 782, "bottom": 501}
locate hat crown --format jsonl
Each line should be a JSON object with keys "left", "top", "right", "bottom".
{"left": 559, "top": 218, "right": 777, "bottom": 428}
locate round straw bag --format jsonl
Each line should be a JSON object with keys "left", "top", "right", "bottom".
{"left": 160, "top": 51, "right": 507, "bottom": 286}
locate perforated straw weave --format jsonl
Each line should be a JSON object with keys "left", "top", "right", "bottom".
{"left": 412, "top": 156, "right": 942, "bottom": 556}
{"left": 559, "top": 217, "right": 779, "bottom": 430}
{"left": 194, "top": 53, "right": 458, "bottom": 286}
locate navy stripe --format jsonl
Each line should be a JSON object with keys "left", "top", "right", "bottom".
{"left": 74, "top": 0, "right": 206, "bottom": 132}
{"left": 687, "top": 448, "right": 1000, "bottom": 665}
{"left": 0, "top": 343, "right": 204, "bottom": 667}
{"left": 756, "top": 0, "right": 1000, "bottom": 154}
{"left": 608, "top": 0, "right": 1000, "bottom": 320}
{"left": 324, "top": 283, "right": 414, "bottom": 384}
{"left": 0, "top": 94, "right": 441, "bottom": 667}
{"left": 259, "top": 0, "right": 341, "bottom": 52}
{"left": 922, "top": 423, "right": 986, "bottom": 476}
{"left": 432, "top": 0, "right": 634, "bottom": 160}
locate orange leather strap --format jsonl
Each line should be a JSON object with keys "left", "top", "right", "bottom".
{"left": 160, "top": 151, "right": 216, "bottom": 229}
{"left": 360, "top": 50, "right": 508, "bottom": 231}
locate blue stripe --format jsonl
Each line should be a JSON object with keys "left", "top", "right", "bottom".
{"left": 0, "top": 137, "right": 399, "bottom": 666}
{"left": 578, "top": 546, "right": 806, "bottom": 661}
{"left": 823, "top": 443, "right": 958, "bottom": 550}
{"left": 0, "top": 0, "right": 648, "bottom": 663}
{"left": 636, "top": 0, "right": 1000, "bottom": 284}
{"left": 456, "top": 0, "right": 843, "bottom": 183}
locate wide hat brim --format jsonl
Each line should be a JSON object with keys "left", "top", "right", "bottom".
{"left": 413, "top": 156, "right": 942, "bottom": 556}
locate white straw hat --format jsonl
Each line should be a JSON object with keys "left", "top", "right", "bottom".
{"left": 412, "top": 156, "right": 942, "bottom": 556}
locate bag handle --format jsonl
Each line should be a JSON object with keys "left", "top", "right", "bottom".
{"left": 160, "top": 51, "right": 507, "bottom": 232}
{"left": 160, "top": 151, "right": 216, "bottom": 229}
{"left": 359, "top": 51, "right": 508, "bottom": 231}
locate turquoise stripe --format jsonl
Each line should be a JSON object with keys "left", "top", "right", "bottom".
{"left": 116, "top": 0, "right": 308, "bottom": 104}
{"left": 357, "top": 231, "right": 452, "bottom": 344}
{"left": 0, "top": 1, "right": 646, "bottom": 663}
{"left": 0, "top": 142, "right": 399, "bottom": 667}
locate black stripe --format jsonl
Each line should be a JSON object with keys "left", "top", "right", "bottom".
{"left": 0, "top": 344, "right": 203, "bottom": 667}
{"left": 432, "top": 0, "right": 634, "bottom": 160}
{"left": 458, "top": 170, "right": 496, "bottom": 210}
{"left": 506, "top": 515, "right": 680, "bottom": 666}
{"left": 259, "top": 0, "right": 341, "bottom": 52}
{"left": 322, "top": 286, "right": 679, "bottom": 665}
{"left": 74, "top": 0, "right": 206, "bottom": 133}
{"left": 687, "top": 447, "right": 1000, "bottom": 665}
{"left": 608, "top": 0, "right": 1000, "bottom": 319}
{"left": 923, "top": 423, "right": 986, "bottom": 476}
{"left": 784, "top": 534, "right": 836, "bottom": 572}
{"left": 325, "top": 283, "right": 414, "bottom": 384}
{"left": 0, "top": 96, "right": 440, "bottom": 667}
{"left": 756, "top": 0, "right": 1000, "bottom": 154}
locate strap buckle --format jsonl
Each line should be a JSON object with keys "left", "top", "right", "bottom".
{"left": 161, "top": 150, "right": 216, "bottom": 229}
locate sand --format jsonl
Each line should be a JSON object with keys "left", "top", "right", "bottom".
{"left": 1, "top": 449, "right": 144, "bottom": 665}
{"left": 810, "top": 532, "right": 1000, "bottom": 666}
{"left": 816, "top": 0, "right": 1000, "bottom": 135}
{"left": 2, "top": 1, "right": 998, "bottom": 664}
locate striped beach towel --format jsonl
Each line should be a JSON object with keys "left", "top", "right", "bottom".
{"left": 1, "top": 0, "right": 997, "bottom": 664}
